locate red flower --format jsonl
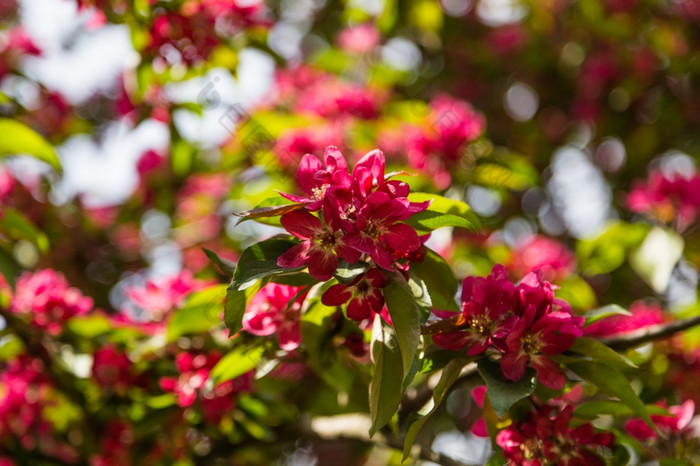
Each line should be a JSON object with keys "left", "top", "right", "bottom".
{"left": 92, "top": 345, "right": 134, "bottom": 392}
{"left": 433, "top": 265, "right": 517, "bottom": 355}
{"left": 501, "top": 305, "right": 583, "bottom": 390}
{"left": 279, "top": 146, "right": 352, "bottom": 209}
{"left": 627, "top": 170, "right": 700, "bottom": 230}
{"left": 497, "top": 404, "right": 613, "bottom": 466}
{"left": 322, "top": 268, "right": 388, "bottom": 321}
{"left": 277, "top": 209, "right": 360, "bottom": 281}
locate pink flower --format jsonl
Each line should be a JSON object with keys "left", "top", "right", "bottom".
{"left": 241, "top": 284, "right": 307, "bottom": 350}
{"left": 509, "top": 235, "right": 576, "bottom": 282}
{"left": 342, "top": 191, "right": 424, "bottom": 270}
{"left": 470, "top": 386, "right": 489, "bottom": 437}
{"left": 627, "top": 170, "right": 700, "bottom": 230}
{"left": 625, "top": 400, "right": 695, "bottom": 441}
{"left": 123, "top": 270, "right": 208, "bottom": 322}
{"left": 337, "top": 23, "right": 380, "bottom": 54}
{"left": 277, "top": 209, "right": 361, "bottom": 281}
{"left": 159, "top": 351, "right": 252, "bottom": 424}
{"left": 91, "top": 345, "right": 134, "bottom": 392}
{"left": 501, "top": 273, "right": 583, "bottom": 390}
{"left": 322, "top": 268, "right": 388, "bottom": 321}
{"left": 497, "top": 404, "right": 614, "bottom": 466}
{"left": 429, "top": 266, "right": 582, "bottom": 390}
{"left": 584, "top": 300, "right": 665, "bottom": 337}
{"left": 403, "top": 95, "right": 485, "bottom": 189}
{"left": 432, "top": 265, "right": 517, "bottom": 355}
{"left": 11, "top": 269, "right": 93, "bottom": 334}
{"left": 279, "top": 146, "right": 352, "bottom": 209}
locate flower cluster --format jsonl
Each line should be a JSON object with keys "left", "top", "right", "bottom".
{"left": 496, "top": 404, "right": 614, "bottom": 466}
{"left": 275, "top": 146, "right": 428, "bottom": 316}
{"left": 432, "top": 265, "right": 583, "bottom": 389}
{"left": 626, "top": 399, "right": 695, "bottom": 442}
{"left": 10, "top": 269, "right": 93, "bottom": 335}
{"left": 382, "top": 95, "right": 485, "bottom": 189}
{"left": 159, "top": 351, "right": 252, "bottom": 425}
{"left": 242, "top": 283, "right": 307, "bottom": 350}
{"left": 627, "top": 170, "right": 700, "bottom": 230}
{"left": 509, "top": 235, "right": 576, "bottom": 282}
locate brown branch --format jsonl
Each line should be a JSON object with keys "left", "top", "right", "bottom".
{"left": 601, "top": 314, "right": 700, "bottom": 351}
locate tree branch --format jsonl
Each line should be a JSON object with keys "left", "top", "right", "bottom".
{"left": 601, "top": 313, "right": 700, "bottom": 351}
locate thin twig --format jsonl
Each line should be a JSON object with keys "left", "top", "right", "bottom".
{"left": 601, "top": 313, "right": 700, "bottom": 351}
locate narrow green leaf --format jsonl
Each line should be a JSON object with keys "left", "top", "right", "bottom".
{"left": 402, "top": 358, "right": 463, "bottom": 460}
{"left": 369, "top": 316, "right": 404, "bottom": 437}
{"left": 410, "top": 247, "right": 459, "bottom": 312}
{"left": 211, "top": 345, "right": 264, "bottom": 383}
{"left": 567, "top": 337, "right": 637, "bottom": 369}
{"left": 407, "top": 192, "right": 481, "bottom": 231}
{"left": 230, "top": 238, "right": 301, "bottom": 290}
{"left": 167, "top": 284, "right": 226, "bottom": 341}
{"left": 583, "top": 304, "right": 632, "bottom": 326}
{"left": 334, "top": 261, "right": 368, "bottom": 284}
{"left": 477, "top": 359, "right": 536, "bottom": 418}
{"left": 202, "top": 248, "right": 237, "bottom": 276}
{"left": 574, "top": 400, "right": 670, "bottom": 420}
{"left": 567, "top": 361, "right": 655, "bottom": 430}
{"left": 66, "top": 314, "right": 113, "bottom": 338}
{"left": 0, "top": 119, "right": 61, "bottom": 171}
{"left": 224, "top": 279, "right": 265, "bottom": 335}
{"left": 404, "top": 211, "right": 477, "bottom": 233}
{"left": 384, "top": 271, "right": 422, "bottom": 379}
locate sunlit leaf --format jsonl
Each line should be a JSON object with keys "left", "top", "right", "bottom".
{"left": 369, "top": 315, "right": 404, "bottom": 437}
{"left": 0, "top": 119, "right": 61, "bottom": 171}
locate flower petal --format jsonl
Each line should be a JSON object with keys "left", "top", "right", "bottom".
{"left": 280, "top": 210, "right": 323, "bottom": 239}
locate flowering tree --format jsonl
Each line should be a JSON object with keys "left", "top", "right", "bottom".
{"left": 1, "top": 0, "right": 700, "bottom": 465}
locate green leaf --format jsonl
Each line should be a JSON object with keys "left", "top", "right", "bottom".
{"left": 583, "top": 304, "right": 632, "bottom": 326}
{"left": 202, "top": 248, "right": 237, "bottom": 276}
{"left": 0, "top": 119, "right": 61, "bottom": 171}
{"left": 334, "top": 261, "right": 368, "bottom": 284}
{"left": 567, "top": 361, "right": 655, "bottom": 431}
{"left": 577, "top": 221, "right": 649, "bottom": 276}
{"left": 369, "top": 316, "right": 404, "bottom": 437}
{"left": 402, "top": 358, "right": 463, "bottom": 460}
{"left": 66, "top": 314, "right": 113, "bottom": 338}
{"left": 410, "top": 247, "right": 459, "bottom": 312}
{"left": 211, "top": 345, "right": 264, "bottom": 384}
{"left": 383, "top": 271, "right": 422, "bottom": 380}
{"left": 167, "top": 284, "right": 226, "bottom": 341}
{"left": 406, "top": 192, "right": 480, "bottom": 233}
{"left": 477, "top": 359, "right": 536, "bottom": 418}
{"left": 0, "top": 208, "right": 49, "bottom": 252}
{"left": 574, "top": 400, "right": 670, "bottom": 419}
{"left": 224, "top": 279, "right": 265, "bottom": 335}
{"left": 567, "top": 337, "right": 637, "bottom": 369}
{"left": 230, "top": 238, "right": 302, "bottom": 291}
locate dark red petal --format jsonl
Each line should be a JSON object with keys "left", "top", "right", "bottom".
{"left": 277, "top": 242, "right": 311, "bottom": 268}
{"left": 371, "top": 246, "right": 395, "bottom": 270}
{"left": 297, "top": 154, "right": 323, "bottom": 195}
{"left": 335, "top": 242, "right": 362, "bottom": 263}
{"left": 501, "top": 351, "right": 528, "bottom": 382}
{"left": 365, "top": 268, "right": 388, "bottom": 287}
{"left": 531, "top": 355, "right": 567, "bottom": 390}
{"left": 307, "top": 249, "right": 339, "bottom": 281}
{"left": 384, "top": 223, "right": 421, "bottom": 252}
{"left": 347, "top": 296, "right": 372, "bottom": 321}
{"left": 322, "top": 284, "right": 353, "bottom": 306}
{"left": 280, "top": 210, "right": 323, "bottom": 239}
{"left": 366, "top": 289, "right": 385, "bottom": 312}
{"left": 323, "top": 145, "right": 348, "bottom": 174}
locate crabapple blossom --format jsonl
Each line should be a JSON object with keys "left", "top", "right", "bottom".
{"left": 322, "top": 268, "right": 388, "bottom": 321}
{"left": 242, "top": 283, "right": 307, "bottom": 351}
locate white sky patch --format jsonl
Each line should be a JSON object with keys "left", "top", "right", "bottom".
{"left": 20, "top": 0, "right": 136, "bottom": 105}
{"left": 166, "top": 49, "right": 275, "bottom": 149}
{"left": 53, "top": 118, "right": 169, "bottom": 208}
{"left": 547, "top": 146, "right": 613, "bottom": 238}
{"left": 476, "top": 0, "right": 528, "bottom": 27}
